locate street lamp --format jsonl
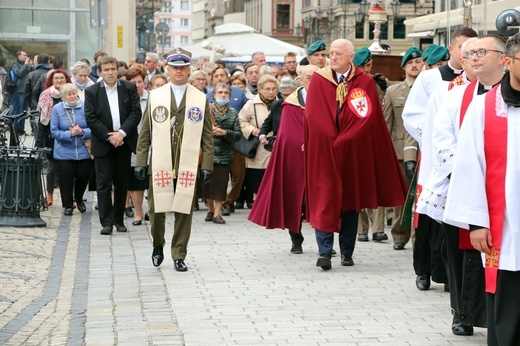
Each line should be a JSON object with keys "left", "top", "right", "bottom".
{"left": 303, "top": 15, "right": 312, "bottom": 44}
{"left": 295, "top": 23, "right": 302, "bottom": 42}
{"left": 327, "top": 7, "right": 336, "bottom": 39}
{"left": 355, "top": 8, "right": 365, "bottom": 23}
{"left": 391, "top": 0, "right": 402, "bottom": 17}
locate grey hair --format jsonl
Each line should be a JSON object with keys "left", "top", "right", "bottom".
{"left": 146, "top": 52, "right": 159, "bottom": 62}
{"left": 506, "top": 33, "right": 520, "bottom": 59}
{"left": 71, "top": 61, "right": 91, "bottom": 76}
{"left": 60, "top": 83, "right": 78, "bottom": 98}
{"left": 300, "top": 64, "right": 319, "bottom": 77}
{"left": 259, "top": 65, "right": 273, "bottom": 75}
{"left": 251, "top": 51, "right": 265, "bottom": 61}
{"left": 190, "top": 70, "right": 209, "bottom": 84}
{"left": 278, "top": 76, "right": 297, "bottom": 91}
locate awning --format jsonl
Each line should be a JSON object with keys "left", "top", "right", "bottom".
{"left": 407, "top": 30, "right": 436, "bottom": 38}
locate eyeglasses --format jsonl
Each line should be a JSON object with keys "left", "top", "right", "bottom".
{"left": 53, "top": 76, "right": 66, "bottom": 80}
{"left": 510, "top": 56, "right": 520, "bottom": 62}
{"left": 262, "top": 87, "right": 278, "bottom": 92}
{"left": 285, "top": 61, "right": 297, "bottom": 65}
{"left": 195, "top": 78, "right": 206, "bottom": 82}
{"left": 144, "top": 59, "right": 154, "bottom": 63}
{"left": 465, "top": 49, "right": 504, "bottom": 59}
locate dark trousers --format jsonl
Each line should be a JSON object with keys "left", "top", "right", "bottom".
{"left": 94, "top": 146, "right": 131, "bottom": 227}
{"left": 315, "top": 210, "right": 359, "bottom": 258}
{"left": 413, "top": 215, "right": 448, "bottom": 283}
{"left": 487, "top": 270, "right": 520, "bottom": 346}
{"left": 442, "top": 223, "right": 486, "bottom": 327}
{"left": 58, "top": 159, "right": 93, "bottom": 208}
{"left": 9, "top": 92, "right": 27, "bottom": 132}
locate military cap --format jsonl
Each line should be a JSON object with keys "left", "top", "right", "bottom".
{"left": 164, "top": 47, "right": 192, "bottom": 67}
{"left": 421, "top": 44, "right": 438, "bottom": 61}
{"left": 353, "top": 47, "right": 372, "bottom": 67}
{"left": 401, "top": 46, "right": 422, "bottom": 67}
{"left": 426, "top": 46, "right": 450, "bottom": 66}
{"left": 307, "top": 40, "right": 326, "bottom": 55}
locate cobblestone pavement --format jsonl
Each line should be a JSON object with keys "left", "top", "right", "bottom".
{"left": 0, "top": 188, "right": 486, "bottom": 345}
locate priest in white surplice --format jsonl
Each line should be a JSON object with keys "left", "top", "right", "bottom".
{"left": 444, "top": 33, "right": 520, "bottom": 346}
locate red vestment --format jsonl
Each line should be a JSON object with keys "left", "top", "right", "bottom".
{"left": 248, "top": 89, "right": 306, "bottom": 232}
{"left": 304, "top": 65, "right": 407, "bottom": 233}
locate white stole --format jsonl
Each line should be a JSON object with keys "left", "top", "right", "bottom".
{"left": 150, "top": 83, "right": 207, "bottom": 214}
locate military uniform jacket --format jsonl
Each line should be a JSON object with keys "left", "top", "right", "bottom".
{"left": 383, "top": 80, "right": 418, "bottom": 162}
{"left": 135, "top": 87, "right": 214, "bottom": 175}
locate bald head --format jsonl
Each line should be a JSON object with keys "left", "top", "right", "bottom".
{"left": 300, "top": 65, "right": 319, "bottom": 91}
{"left": 329, "top": 39, "right": 355, "bottom": 74}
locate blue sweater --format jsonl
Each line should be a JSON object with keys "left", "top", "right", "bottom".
{"left": 50, "top": 101, "right": 92, "bottom": 161}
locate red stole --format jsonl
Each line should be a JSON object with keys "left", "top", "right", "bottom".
{"left": 483, "top": 85, "right": 507, "bottom": 294}
{"left": 458, "top": 80, "right": 478, "bottom": 250}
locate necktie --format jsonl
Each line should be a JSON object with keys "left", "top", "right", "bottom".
{"left": 338, "top": 75, "right": 345, "bottom": 84}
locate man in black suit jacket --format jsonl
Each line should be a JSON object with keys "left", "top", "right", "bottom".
{"left": 85, "top": 56, "right": 142, "bottom": 235}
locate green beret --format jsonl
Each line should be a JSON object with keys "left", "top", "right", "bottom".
{"left": 353, "top": 47, "right": 372, "bottom": 67}
{"left": 307, "top": 40, "right": 326, "bottom": 55}
{"left": 421, "top": 44, "right": 438, "bottom": 61}
{"left": 401, "top": 46, "right": 422, "bottom": 67}
{"left": 426, "top": 46, "right": 450, "bottom": 66}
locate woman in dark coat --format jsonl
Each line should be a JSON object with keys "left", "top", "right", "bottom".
{"left": 203, "top": 83, "right": 242, "bottom": 224}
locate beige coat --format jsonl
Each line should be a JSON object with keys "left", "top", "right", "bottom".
{"left": 239, "top": 94, "right": 271, "bottom": 169}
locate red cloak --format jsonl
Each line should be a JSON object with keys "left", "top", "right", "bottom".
{"left": 248, "top": 89, "right": 305, "bottom": 232}
{"left": 304, "top": 65, "right": 407, "bottom": 233}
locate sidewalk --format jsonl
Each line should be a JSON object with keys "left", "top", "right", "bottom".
{"left": 0, "top": 189, "right": 486, "bottom": 345}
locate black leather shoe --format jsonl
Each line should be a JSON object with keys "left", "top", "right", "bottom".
{"left": 290, "top": 243, "right": 303, "bottom": 254}
{"left": 234, "top": 201, "right": 244, "bottom": 209}
{"left": 316, "top": 256, "right": 332, "bottom": 270}
{"left": 100, "top": 225, "right": 113, "bottom": 235}
{"left": 152, "top": 241, "right": 165, "bottom": 267}
{"left": 64, "top": 208, "right": 73, "bottom": 216}
{"left": 221, "top": 206, "right": 231, "bottom": 216}
{"left": 229, "top": 204, "right": 235, "bottom": 213}
{"left": 174, "top": 259, "right": 188, "bottom": 272}
{"left": 125, "top": 207, "right": 134, "bottom": 218}
{"left": 115, "top": 224, "right": 127, "bottom": 232}
{"left": 132, "top": 220, "right": 142, "bottom": 226}
{"left": 387, "top": 217, "right": 393, "bottom": 226}
{"left": 205, "top": 211, "right": 214, "bottom": 222}
{"left": 372, "top": 232, "right": 389, "bottom": 242}
{"left": 341, "top": 255, "right": 354, "bottom": 266}
{"left": 358, "top": 234, "right": 369, "bottom": 242}
{"left": 246, "top": 201, "right": 254, "bottom": 209}
{"left": 393, "top": 243, "right": 405, "bottom": 250}
{"left": 331, "top": 249, "right": 337, "bottom": 257}
{"left": 416, "top": 275, "right": 431, "bottom": 291}
{"left": 76, "top": 201, "right": 86, "bottom": 213}
{"left": 144, "top": 212, "right": 150, "bottom": 221}
{"left": 452, "top": 322, "right": 474, "bottom": 336}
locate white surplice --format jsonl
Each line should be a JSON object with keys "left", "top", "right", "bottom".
{"left": 444, "top": 95, "right": 520, "bottom": 271}
{"left": 402, "top": 68, "right": 449, "bottom": 146}
{"left": 416, "top": 83, "right": 475, "bottom": 223}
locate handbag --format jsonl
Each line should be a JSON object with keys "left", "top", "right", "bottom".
{"left": 65, "top": 108, "right": 94, "bottom": 159}
{"left": 234, "top": 104, "right": 260, "bottom": 158}
{"left": 264, "top": 135, "right": 276, "bottom": 152}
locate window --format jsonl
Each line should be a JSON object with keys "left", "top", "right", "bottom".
{"left": 181, "top": 18, "right": 189, "bottom": 27}
{"left": 393, "top": 17, "right": 406, "bottom": 39}
{"left": 304, "top": 0, "right": 311, "bottom": 9}
{"left": 355, "top": 21, "right": 364, "bottom": 39}
{"left": 181, "top": 36, "right": 189, "bottom": 45}
{"left": 276, "top": 4, "right": 290, "bottom": 29}
{"left": 181, "top": 1, "right": 189, "bottom": 10}
{"left": 369, "top": 22, "right": 388, "bottom": 40}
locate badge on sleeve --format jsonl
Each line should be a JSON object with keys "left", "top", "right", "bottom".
{"left": 348, "top": 88, "right": 372, "bottom": 119}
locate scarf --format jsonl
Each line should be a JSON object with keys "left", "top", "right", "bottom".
{"left": 248, "top": 83, "right": 258, "bottom": 95}
{"left": 38, "top": 86, "right": 61, "bottom": 125}
{"left": 211, "top": 102, "right": 229, "bottom": 118}
{"left": 259, "top": 93, "right": 274, "bottom": 111}
{"left": 72, "top": 77, "right": 89, "bottom": 90}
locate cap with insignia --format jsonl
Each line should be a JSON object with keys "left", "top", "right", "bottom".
{"left": 164, "top": 47, "right": 192, "bottom": 67}
{"left": 353, "top": 47, "right": 372, "bottom": 67}
{"left": 421, "top": 44, "right": 438, "bottom": 61}
{"left": 401, "top": 46, "right": 422, "bottom": 67}
{"left": 307, "top": 40, "right": 326, "bottom": 55}
{"left": 426, "top": 46, "right": 450, "bottom": 66}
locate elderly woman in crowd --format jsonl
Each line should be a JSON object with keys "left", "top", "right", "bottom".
{"left": 50, "top": 83, "right": 92, "bottom": 215}
{"left": 149, "top": 74, "right": 168, "bottom": 89}
{"left": 203, "top": 83, "right": 242, "bottom": 224}
{"left": 230, "top": 72, "right": 247, "bottom": 93}
{"left": 124, "top": 64, "right": 149, "bottom": 225}
{"left": 71, "top": 61, "right": 94, "bottom": 100}
{"left": 190, "top": 70, "right": 209, "bottom": 94}
{"left": 36, "top": 69, "right": 72, "bottom": 207}
{"left": 239, "top": 74, "right": 279, "bottom": 208}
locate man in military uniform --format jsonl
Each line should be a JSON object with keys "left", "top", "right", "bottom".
{"left": 307, "top": 40, "right": 327, "bottom": 68}
{"left": 383, "top": 47, "right": 422, "bottom": 250}
{"left": 135, "top": 48, "right": 214, "bottom": 272}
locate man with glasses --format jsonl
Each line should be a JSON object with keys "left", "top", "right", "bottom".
{"left": 283, "top": 52, "right": 298, "bottom": 80}
{"left": 444, "top": 32, "right": 520, "bottom": 345}
{"left": 144, "top": 52, "right": 162, "bottom": 89}
{"left": 420, "top": 34, "right": 506, "bottom": 336}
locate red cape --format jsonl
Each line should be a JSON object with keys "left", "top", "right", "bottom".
{"left": 248, "top": 92, "right": 305, "bottom": 232}
{"left": 304, "top": 65, "right": 407, "bottom": 233}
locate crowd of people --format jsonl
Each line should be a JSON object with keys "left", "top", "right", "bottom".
{"left": 2, "top": 31, "right": 520, "bottom": 344}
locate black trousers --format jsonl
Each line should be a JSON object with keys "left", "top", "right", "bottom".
{"left": 58, "top": 159, "right": 93, "bottom": 208}
{"left": 487, "top": 270, "right": 520, "bottom": 346}
{"left": 413, "top": 215, "right": 448, "bottom": 283}
{"left": 94, "top": 146, "right": 131, "bottom": 227}
{"left": 442, "top": 223, "right": 486, "bottom": 327}
{"left": 315, "top": 210, "right": 359, "bottom": 258}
